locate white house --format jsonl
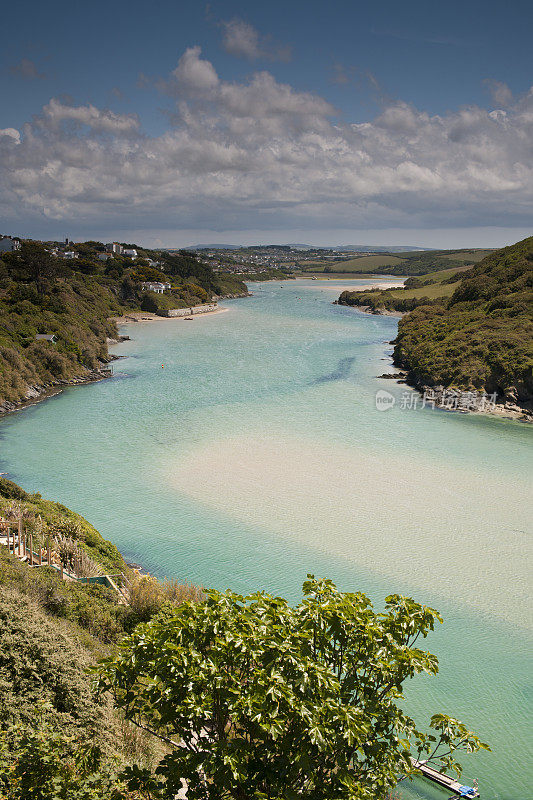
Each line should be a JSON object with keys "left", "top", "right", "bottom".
{"left": 0, "top": 236, "right": 21, "bottom": 253}
{"left": 106, "top": 242, "right": 123, "bottom": 254}
{"left": 123, "top": 248, "right": 138, "bottom": 258}
{"left": 98, "top": 252, "right": 113, "bottom": 261}
{"left": 141, "top": 281, "right": 171, "bottom": 294}
{"left": 146, "top": 258, "right": 161, "bottom": 268}
{"left": 62, "top": 250, "right": 79, "bottom": 259}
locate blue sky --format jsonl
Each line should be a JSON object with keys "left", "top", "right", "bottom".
{"left": 1, "top": 0, "right": 532, "bottom": 247}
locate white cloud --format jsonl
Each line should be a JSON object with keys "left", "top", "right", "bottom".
{"left": 39, "top": 98, "right": 140, "bottom": 133}
{"left": 221, "top": 18, "right": 291, "bottom": 62}
{"left": 0, "top": 50, "right": 532, "bottom": 235}
{"left": 167, "top": 46, "right": 219, "bottom": 94}
{"left": 222, "top": 19, "right": 261, "bottom": 59}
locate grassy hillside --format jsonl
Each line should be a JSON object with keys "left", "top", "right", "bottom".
{"left": 0, "top": 476, "right": 125, "bottom": 573}
{"left": 0, "top": 587, "right": 135, "bottom": 798}
{"left": 0, "top": 477, "right": 204, "bottom": 797}
{"left": 0, "top": 242, "right": 247, "bottom": 410}
{"left": 300, "top": 248, "right": 494, "bottom": 276}
{"left": 338, "top": 238, "right": 533, "bottom": 405}
{"left": 338, "top": 265, "right": 465, "bottom": 313}
{"left": 393, "top": 237, "right": 533, "bottom": 403}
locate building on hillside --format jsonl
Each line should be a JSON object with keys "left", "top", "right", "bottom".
{"left": 106, "top": 242, "right": 123, "bottom": 254}
{"left": 35, "top": 334, "right": 57, "bottom": 343}
{"left": 146, "top": 258, "right": 161, "bottom": 267}
{"left": 141, "top": 281, "right": 171, "bottom": 294}
{"left": 123, "top": 248, "right": 138, "bottom": 258}
{"left": 0, "top": 236, "right": 21, "bottom": 252}
{"left": 98, "top": 252, "right": 113, "bottom": 261}
{"left": 62, "top": 250, "right": 79, "bottom": 259}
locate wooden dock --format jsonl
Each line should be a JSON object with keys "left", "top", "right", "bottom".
{"left": 410, "top": 757, "right": 479, "bottom": 798}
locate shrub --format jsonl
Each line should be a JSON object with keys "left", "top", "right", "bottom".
{"left": 140, "top": 293, "right": 159, "bottom": 313}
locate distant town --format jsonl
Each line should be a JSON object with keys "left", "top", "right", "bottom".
{"left": 3, "top": 234, "right": 492, "bottom": 291}
{"left": 1, "top": 235, "right": 429, "bottom": 281}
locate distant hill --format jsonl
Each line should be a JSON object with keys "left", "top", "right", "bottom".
{"left": 329, "top": 245, "right": 428, "bottom": 253}
{"left": 181, "top": 243, "right": 428, "bottom": 252}
{"left": 180, "top": 244, "right": 243, "bottom": 251}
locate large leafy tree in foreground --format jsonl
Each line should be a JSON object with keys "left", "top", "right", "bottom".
{"left": 97, "top": 576, "right": 488, "bottom": 799}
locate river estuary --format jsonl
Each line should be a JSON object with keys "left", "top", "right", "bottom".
{"left": 0, "top": 278, "right": 531, "bottom": 799}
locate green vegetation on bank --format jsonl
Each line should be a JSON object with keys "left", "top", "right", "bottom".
{"left": 340, "top": 237, "right": 533, "bottom": 403}
{"left": 300, "top": 248, "right": 494, "bottom": 276}
{"left": 0, "top": 241, "right": 247, "bottom": 409}
{"left": 394, "top": 237, "right": 533, "bottom": 401}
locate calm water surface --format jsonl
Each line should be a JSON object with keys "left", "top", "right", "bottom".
{"left": 1, "top": 278, "right": 531, "bottom": 799}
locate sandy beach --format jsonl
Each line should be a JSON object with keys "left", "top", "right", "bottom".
{"left": 111, "top": 307, "right": 229, "bottom": 325}
{"left": 294, "top": 280, "right": 405, "bottom": 293}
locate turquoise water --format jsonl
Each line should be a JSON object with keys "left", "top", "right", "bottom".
{"left": 1, "top": 278, "right": 531, "bottom": 798}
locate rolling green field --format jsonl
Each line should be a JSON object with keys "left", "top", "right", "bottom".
{"left": 383, "top": 279, "right": 461, "bottom": 302}
{"left": 300, "top": 248, "right": 495, "bottom": 276}
{"left": 304, "top": 254, "right": 405, "bottom": 272}
{"left": 407, "top": 264, "right": 471, "bottom": 282}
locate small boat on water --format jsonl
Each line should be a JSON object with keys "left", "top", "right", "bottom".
{"left": 409, "top": 758, "right": 480, "bottom": 798}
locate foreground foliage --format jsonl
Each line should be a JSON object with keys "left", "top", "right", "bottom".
{"left": 0, "top": 589, "right": 136, "bottom": 800}
{"left": 98, "top": 576, "right": 488, "bottom": 800}
{"left": 0, "top": 551, "right": 202, "bottom": 798}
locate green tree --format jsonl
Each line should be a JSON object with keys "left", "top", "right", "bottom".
{"left": 10, "top": 242, "right": 62, "bottom": 284}
{"left": 97, "top": 576, "right": 489, "bottom": 800}
{"left": 140, "top": 294, "right": 159, "bottom": 313}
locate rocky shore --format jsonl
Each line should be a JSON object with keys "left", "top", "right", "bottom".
{"left": 0, "top": 366, "right": 116, "bottom": 416}
{"left": 377, "top": 368, "right": 533, "bottom": 423}
{"left": 334, "top": 299, "right": 405, "bottom": 317}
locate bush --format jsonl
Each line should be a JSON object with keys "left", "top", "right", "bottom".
{"left": 140, "top": 293, "right": 159, "bottom": 312}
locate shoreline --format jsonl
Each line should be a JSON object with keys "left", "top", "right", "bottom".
{"left": 337, "top": 303, "right": 532, "bottom": 423}
{"left": 377, "top": 366, "right": 533, "bottom": 424}
{"left": 111, "top": 306, "right": 229, "bottom": 325}
{"left": 337, "top": 301, "right": 405, "bottom": 318}
{"left": 0, "top": 368, "right": 114, "bottom": 416}
{"left": 0, "top": 300, "right": 241, "bottom": 417}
